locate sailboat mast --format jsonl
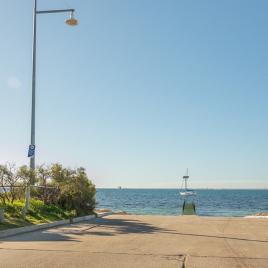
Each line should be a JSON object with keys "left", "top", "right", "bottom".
{"left": 179, "top": 168, "right": 196, "bottom": 196}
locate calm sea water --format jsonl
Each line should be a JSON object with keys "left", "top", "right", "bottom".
{"left": 96, "top": 189, "right": 268, "bottom": 216}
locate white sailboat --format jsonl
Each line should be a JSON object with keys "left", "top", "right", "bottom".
{"left": 179, "top": 169, "right": 196, "bottom": 196}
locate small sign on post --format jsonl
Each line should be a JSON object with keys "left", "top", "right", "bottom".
{"left": 28, "top": 144, "right": 35, "bottom": 158}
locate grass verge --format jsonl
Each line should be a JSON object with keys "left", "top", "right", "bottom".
{"left": 0, "top": 199, "right": 73, "bottom": 231}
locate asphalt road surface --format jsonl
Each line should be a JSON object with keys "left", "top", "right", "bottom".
{"left": 1, "top": 215, "right": 268, "bottom": 267}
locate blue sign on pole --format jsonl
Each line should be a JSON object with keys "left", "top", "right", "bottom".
{"left": 28, "top": 145, "right": 35, "bottom": 158}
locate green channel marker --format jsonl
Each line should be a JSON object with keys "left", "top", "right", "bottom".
{"left": 182, "top": 201, "right": 196, "bottom": 215}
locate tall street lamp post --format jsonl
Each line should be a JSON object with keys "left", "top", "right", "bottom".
{"left": 23, "top": 0, "right": 78, "bottom": 214}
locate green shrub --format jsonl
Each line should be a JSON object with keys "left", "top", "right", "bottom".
{"left": 1, "top": 163, "right": 96, "bottom": 218}
{"left": 3, "top": 200, "right": 24, "bottom": 217}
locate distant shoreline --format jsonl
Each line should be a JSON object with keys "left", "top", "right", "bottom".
{"left": 96, "top": 209, "right": 268, "bottom": 218}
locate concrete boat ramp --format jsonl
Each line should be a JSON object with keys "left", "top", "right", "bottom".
{"left": 0, "top": 215, "right": 268, "bottom": 267}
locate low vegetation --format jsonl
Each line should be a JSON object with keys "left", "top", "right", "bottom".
{"left": 0, "top": 163, "right": 96, "bottom": 230}
{"left": 0, "top": 199, "right": 73, "bottom": 231}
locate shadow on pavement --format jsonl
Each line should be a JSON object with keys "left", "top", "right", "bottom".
{"left": 0, "top": 229, "right": 79, "bottom": 242}
{"left": 0, "top": 217, "right": 165, "bottom": 242}
{"left": 1, "top": 217, "right": 268, "bottom": 244}
{"left": 90, "top": 217, "right": 165, "bottom": 235}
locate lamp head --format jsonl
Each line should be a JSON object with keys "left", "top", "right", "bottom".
{"left": 66, "top": 11, "right": 78, "bottom": 26}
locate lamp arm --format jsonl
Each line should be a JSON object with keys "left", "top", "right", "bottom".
{"left": 36, "top": 9, "right": 75, "bottom": 15}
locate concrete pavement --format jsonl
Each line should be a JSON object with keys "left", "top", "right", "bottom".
{"left": 0, "top": 215, "right": 268, "bottom": 267}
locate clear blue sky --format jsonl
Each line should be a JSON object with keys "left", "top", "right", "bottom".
{"left": 1, "top": 0, "right": 268, "bottom": 188}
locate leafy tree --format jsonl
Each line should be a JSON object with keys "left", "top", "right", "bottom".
{"left": 0, "top": 164, "right": 21, "bottom": 204}
{"left": 34, "top": 165, "right": 56, "bottom": 205}
{"left": 17, "top": 165, "right": 35, "bottom": 186}
{"left": 56, "top": 167, "right": 96, "bottom": 215}
{"left": 48, "top": 164, "right": 95, "bottom": 215}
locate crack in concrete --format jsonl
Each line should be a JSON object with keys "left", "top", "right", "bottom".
{"left": 187, "top": 254, "right": 268, "bottom": 260}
